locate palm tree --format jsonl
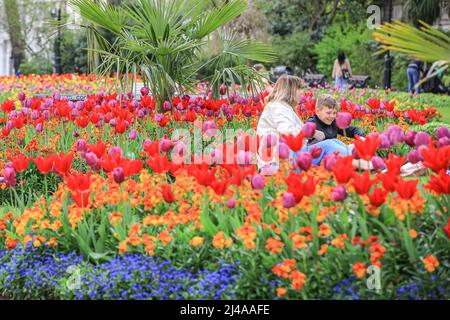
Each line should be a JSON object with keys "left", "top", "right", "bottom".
{"left": 70, "top": 0, "right": 277, "bottom": 111}
{"left": 372, "top": 20, "right": 449, "bottom": 83}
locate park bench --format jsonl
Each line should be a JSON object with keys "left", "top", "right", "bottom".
{"left": 303, "top": 74, "right": 327, "bottom": 88}
{"left": 348, "top": 75, "right": 370, "bottom": 89}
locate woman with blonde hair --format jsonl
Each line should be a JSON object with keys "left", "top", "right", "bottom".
{"left": 256, "top": 75, "right": 352, "bottom": 174}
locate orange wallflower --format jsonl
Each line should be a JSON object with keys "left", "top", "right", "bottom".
{"left": 118, "top": 241, "right": 128, "bottom": 254}
{"left": 265, "top": 237, "right": 285, "bottom": 254}
{"left": 318, "top": 223, "right": 331, "bottom": 237}
{"left": 409, "top": 229, "right": 418, "bottom": 239}
{"left": 318, "top": 244, "right": 328, "bottom": 255}
{"left": 289, "top": 233, "right": 308, "bottom": 250}
{"left": 158, "top": 230, "right": 174, "bottom": 246}
{"left": 352, "top": 262, "right": 367, "bottom": 278}
{"left": 189, "top": 236, "right": 204, "bottom": 247}
{"left": 212, "top": 231, "right": 233, "bottom": 249}
{"left": 331, "top": 234, "right": 348, "bottom": 249}
{"left": 423, "top": 255, "right": 439, "bottom": 272}
{"left": 276, "top": 288, "right": 287, "bottom": 297}
{"left": 109, "top": 211, "right": 123, "bottom": 226}
{"left": 290, "top": 270, "right": 307, "bottom": 291}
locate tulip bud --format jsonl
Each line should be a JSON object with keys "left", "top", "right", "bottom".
{"left": 403, "top": 130, "right": 417, "bottom": 147}
{"left": 407, "top": 149, "right": 423, "bottom": 164}
{"left": 414, "top": 132, "right": 430, "bottom": 147}
{"left": 251, "top": 174, "right": 265, "bottom": 190}
{"left": 129, "top": 129, "right": 137, "bottom": 140}
{"left": 296, "top": 152, "right": 312, "bottom": 171}
{"left": 386, "top": 125, "right": 403, "bottom": 145}
{"left": 437, "top": 136, "right": 450, "bottom": 147}
{"left": 371, "top": 156, "right": 386, "bottom": 171}
{"left": 278, "top": 143, "right": 290, "bottom": 160}
{"left": 219, "top": 84, "right": 227, "bottom": 96}
{"left": 112, "top": 167, "right": 125, "bottom": 184}
{"left": 310, "top": 146, "right": 322, "bottom": 159}
{"left": 18, "top": 92, "right": 25, "bottom": 101}
{"left": 140, "top": 86, "right": 150, "bottom": 96}
{"left": 336, "top": 112, "right": 352, "bottom": 129}
{"left": 226, "top": 198, "right": 236, "bottom": 209}
{"left": 282, "top": 192, "right": 296, "bottom": 208}
{"left": 76, "top": 139, "right": 88, "bottom": 152}
{"left": 163, "top": 101, "right": 172, "bottom": 111}
{"left": 108, "top": 146, "right": 123, "bottom": 158}
{"left": 159, "top": 138, "right": 173, "bottom": 153}
{"left": 436, "top": 126, "right": 450, "bottom": 140}
{"left": 302, "top": 122, "right": 316, "bottom": 139}
{"left": 84, "top": 152, "right": 99, "bottom": 167}
{"left": 332, "top": 185, "right": 347, "bottom": 201}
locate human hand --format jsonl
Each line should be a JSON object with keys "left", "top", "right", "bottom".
{"left": 314, "top": 131, "right": 325, "bottom": 141}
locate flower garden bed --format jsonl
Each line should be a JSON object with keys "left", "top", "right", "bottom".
{"left": 0, "top": 74, "right": 449, "bottom": 300}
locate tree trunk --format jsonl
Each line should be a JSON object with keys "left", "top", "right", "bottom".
{"left": 4, "top": 0, "right": 25, "bottom": 74}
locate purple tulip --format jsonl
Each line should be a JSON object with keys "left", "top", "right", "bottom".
{"left": 332, "top": 185, "right": 347, "bottom": 201}
{"left": 379, "top": 133, "right": 391, "bottom": 149}
{"left": 278, "top": 143, "right": 290, "bottom": 160}
{"left": 226, "top": 198, "right": 236, "bottom": 209}
{"left": 436, "top": 126, "right": 450, "bottom": 140}
{"left": 403, "top": 130, "right": 417, "bottom": 147}
{"left": 386, "top": 125, "right": 403, "bottom": 145}
{"left": 323, "top": 154, "right": 337, "bottom": 171}
{"left": 437, "top": 136, "right": 450, "bottom": 147}
{"left": 129, "top": 129, "right": 137, "bottom": 140}
{"left": 302, "top": 122, "right": 316, "bottom": 139}
{"left": 76, "top": 139, "right": 88, "bottom": 152}
{"left": 251, "top": 174, "right": 265, "bottom": 190}
{"left": 84, "top": 152, "right": 99, "bottom": 167}
{"left": 108, "top": 146, "right": 123, "bottom": 158}
{"left": 2, "top": 167, "right": 16, "bottom": 188}
{"left": 112, "top": 167, "right": 125, "bottom": 184}
{"left": 296, "top": 152, "right": 312, "bottom": 171}
{"left": 282, "top": 192, "right": 296, "bottom": 208}
{"left": 159, "top": 138, "right": 173, "bottom": 153}
{"left": 407, "top": 149, "right": 423, "bottom": 164}
{"left": 414, "top": 132, "right": 430, "bottom": 147}
{"left": 371, "top": 156, "right": 386, "bottom": 171}
{"left": 35, "top": 123, "right": 43, "bottom": 132}
{"left": 140, "top": 87, "right": 150, "bottom": 96}
{"left": 310, "top": 146, "right": 322, "bottom": 159}
{"left": 18, "top": 92, "right": 25, "bottom": 101}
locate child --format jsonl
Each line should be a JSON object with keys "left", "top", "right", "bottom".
{"left": 306, "top": 94, "right": 364, "bottom": 151}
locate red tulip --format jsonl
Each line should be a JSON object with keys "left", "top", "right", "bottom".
{"left": 443, "top": 218, "right": 450, "bottom": 239}
{"left": 71, "top": 190, "right": 90, "bottom": 208}
{"left": 282, "top": 132, "right": 305, "bottom": 153}
{"left": 354, "top": 134, "right": 381, "bottom": 161}
{"left": 54, "top": 152, "right": 74, "bottom": 176}
{"left": 376, "top": 172, "right": 398, "bottom": 192}
{"left": 65, "top": 171, "right": 91, "bottom": 192}
{"left": 162, "top": 183, "right": 176, "bottom": 203}
{"left": 351, "top": 171, "right": 376, "bottom": 195}
{"left": 88, "top": 140, "right": 107, "bottom": 159}
{"left": 9, "top": 153, "right": 31, "bottom": 172}
{"left": 394, "top": 178, "right": 418, "bottom": 200}
{"left": 421, "top": 144, "right": 450, "bottom": 174}
{"left": 211, "top": 179, "right": 229, "bottom": 196}
{"left": 33, "top": 154, "right": 55, "bottom": 174}
{"left": 332, "top": 156, "right": 355, "bottom": 184}
{"left": 368, "top": 187, "right": 388, "bottom": 207}
{"left": 425, "top": 170, "right": 450, "bottom": 195}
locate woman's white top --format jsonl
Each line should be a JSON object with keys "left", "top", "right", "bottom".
{"left": 256, "top": 100, "right": 304, "bottom": 173}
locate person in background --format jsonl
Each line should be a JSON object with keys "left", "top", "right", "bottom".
{"left": 332, "top": 51, "right": 352, "bottom": 91}
{"left": 407, "top": 59, "right": 423, "bottom": 95}
{"left": 254, "top": 63, "right": 270, "bottom": 90}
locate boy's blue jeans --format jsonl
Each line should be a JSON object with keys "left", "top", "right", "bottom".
{"left": 290, "top": 139, "right": 352, "bottom": 166}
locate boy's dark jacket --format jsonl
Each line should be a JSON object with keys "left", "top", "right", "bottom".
{"left": 306, "top": 115, "right": 365, "bottom": 145}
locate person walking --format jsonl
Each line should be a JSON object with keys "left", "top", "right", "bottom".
{"left": 332, "top": 51, "right": 352, "bottom": 91}
{"left": 407, "top": 60, "right": 423, "bottom": 95}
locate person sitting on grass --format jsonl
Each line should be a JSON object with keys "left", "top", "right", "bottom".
{"left": 256, "top": 75, "right": 365, "bottom": 174}
{"left": 306, "top": 94, "right": 365, "bottom": 151}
